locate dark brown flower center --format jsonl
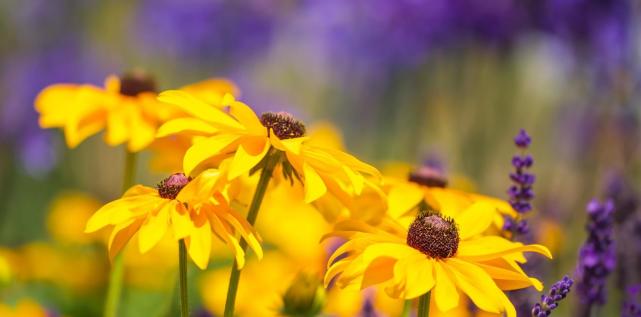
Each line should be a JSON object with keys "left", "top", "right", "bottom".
{"left": 408, "top": 166, "right": 448, "bottom": 188}
{"left": 407, "top": 213, "right": 459, "bottom": 259}
{"left": 260, "top": 112, "right": 306, "bottom": 140}
{"left": 119, "top": 71, "right": 157, "bottom": 97}
{"left": 157, "top": 173, "right": 191, "bottom": 199}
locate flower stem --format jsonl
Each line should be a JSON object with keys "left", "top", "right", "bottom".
{"left": 179, "top": 239, "right": 189, "bottom": 317}
{"left": 104, "top": 151, "right": 137, "bottom": 317}
{"left": 417, "top": 291, "right": 431, "bottom": 317}
{"left": 223, "top": 150, "right": 279, "bottom": 317}
{"left": 401, "top": 299, "right": 412, "bottom": 317}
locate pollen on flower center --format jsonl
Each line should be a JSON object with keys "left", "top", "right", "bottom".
{"left": 260, "top": 112, "right": 306, "bottom": 140}
{"left": 157, "top": 173, "right": 191, "bottom": 200}
{"left": 408, "top": 166, "right": 448, "bottom": 188}
{"left": 119, "top": 71, "right": 157, "bottom": 97}
{"left": 407, "top": 213, "right": 459, "bottom": 259}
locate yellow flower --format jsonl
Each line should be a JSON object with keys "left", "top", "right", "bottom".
{"left": 35, "top": 71, "right": 237, "bottom": 152}
{"left": 85, "top": 170, "right": 262, "bottom": 269}
{"left": 324, "top": 207, "right": 551, "bottom": 317}
{"left": 46, "top": 191, "right": 103, "bottom": 245}
{"left": 0, "top": 299, "right": 49, "bottom": 317}
{"left": 157, "top": 91, "right": 380, "bottom": 204}
{"left": 386, "top": 165, "right": 516, "bottom": 230}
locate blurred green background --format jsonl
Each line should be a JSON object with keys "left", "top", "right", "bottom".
{"left": 0, "top": 0, "right": 639, "bottom": 316}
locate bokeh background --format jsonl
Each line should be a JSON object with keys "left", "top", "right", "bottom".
{"left": 1, "top": 0, "right": 640, "bottom": 316}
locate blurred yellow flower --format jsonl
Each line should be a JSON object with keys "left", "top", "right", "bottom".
{"left": 0, "top": 299, "right": 49, "bottom": 317}
{"left": 85, "top": 170, "right": 262, "bottom": 269}
{"left": 17, "top": 242, "right": 107, "bottom": 293}
{"left": 280, "top": 271, "right": 325, "bottom": 316}
{"left": 157, "top": 91, "right": 381, "bottom": 204}
{"left": 35, "top": 71, "right": 237, "bottom": 152}
{"left": 200, "top": 252, "right": 297, "bottom": 317}
{"left": 46, "top": 191, "right": 103, "bottom": 245}
{"left": 0, "top": 254, "right": 11, "bottom": 288}
{"left": 325, "top": 208, "right": 551, "bottom": 317}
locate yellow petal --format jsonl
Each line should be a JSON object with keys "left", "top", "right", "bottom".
{"left": 186, "top": 220, "right": 212, "bottom": 270}
{"left": 455, "top": 201, "right": 495, "bottom": 240}
{"left": 208, "top": 210, "right": 245, "bottom": 269}
{"left": 303, "top": 163, "right": 327, "bottom": 203}
{"left": 361, "top": 256, "right": 396, "bottom": 289}
{"left": 433, "top": 262, "right": 459, "bottom": 312}
{"left": 127, "top": 115, "right": 156, "bottom": 152}
{"left": 387, "top": 182, "right": 424, "bottom": 219}
{"left": 108, "top": 218, "right": 143, "bottom": 260}
{"left": 156, "top": 118, "right": 217, "bottom": 138}
{"left": 228, "top": 137, "right": 269, "bottom": 180}
{"left": 219, "top": 210, "right": 263, "bottom": 260}
{"left": 171, "top": 204, "right": 193, "bottom": 240}
{"left": 270, "top": 135, "right": 308, "bottom": 155}
{"left": 137, "top": 201, "right": 171, "bottom": 253}
{"left": 228, "top": 100, "right": 264, "bottom": 133}
{"left": 446, "top": 258, "right": 515, "bottom": 317}
{"left": 158, "top": 90, "right": 244, "bottom": 130}
{"left": 394, "top": 253, "right": 435, "bottom": 299}
{"left": 457, "top": 237, "right": 552, "bottom": 261}
{"left": 183, "top": 134, "right": 240, "bottom": 176}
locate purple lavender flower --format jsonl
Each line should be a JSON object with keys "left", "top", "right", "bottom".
{"left": 503, "top": 129, "right": 535, "bottom": 235}
{"left": 134, "top": 0, "right": 290, "bottom": 65}
{"left": 623, "top": 285, "right": 641, "bottom": 317}
{"left": 531, "top": 275, "right": 573, "bottom": 317}
{"left": 575, "top": 199, "right": 616, "bottom": 309}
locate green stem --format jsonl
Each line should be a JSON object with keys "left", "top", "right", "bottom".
{"left": 179, "top": 239, "right": 189, "bottom": 317}
{"left": 223, "top": 151, "right": 279, "bottom": 317}
{"left": 104, "top": 151, "right": 137, "bottom": 317}
{"left": 417, "top": 291, "right": 431, "bottom": 317}
{"left": 401, "top": 299, "right": 412, "bottom": 317}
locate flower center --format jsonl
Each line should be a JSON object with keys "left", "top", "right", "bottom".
{"left": 119, "top": 71, "right": 157, "bottom": 97}
{"left": 260, "top": 112, "right": 306, "bottom": 140}
{"left": 407, "top": 213, "right": 459, "bottom": 259}
{"left": 408, "top": 166, "right": 448, "bottom": 188}
{"left": 157, "top": 173, "right": 191, "bottom": 199}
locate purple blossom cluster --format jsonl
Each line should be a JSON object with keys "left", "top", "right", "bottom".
{"left": 531, "top": 275, "right": 573, "bottom": 317}
{"left": 503, "top": 129, "right": 535, "bottom": 235}
{"left": 575, "top": 199, "right": 616, "bottom": 307}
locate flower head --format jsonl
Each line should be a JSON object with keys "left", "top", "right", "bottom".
{"left": 531, "top": 275, "right": 573, "bottom": 317}
{"left": 35, "top": 72, "right": 237, "bottom": 151}
{"left": 157, "top": 91, "right": 380, "bottom": 204}
{"left": 325, "top": 205, "right": 552, "bottom": 316}
{"left": 85, "top": 170, "right": 262, "bottom": 269}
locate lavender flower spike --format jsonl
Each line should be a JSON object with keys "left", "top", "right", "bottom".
{"left": 623, "top": 285, "right": 641, "bottom": 317}
{"left": 531, "top": 275, "right": 573, "bottom": 317}
{"left": 575, "top": 199, "right": 616, "bottom": 312}
{"left": 503, "top": 129, "right": 535, "bottom": 235}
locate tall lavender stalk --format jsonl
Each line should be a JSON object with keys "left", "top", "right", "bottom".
{"left": 575, "top": 199, "right": 616, "bottom": 316}
{"left": 503, "top": 129, "right": 535, "bottom": 236}
{"left": 623, "top": 285, "right": 641, "bottom": 317}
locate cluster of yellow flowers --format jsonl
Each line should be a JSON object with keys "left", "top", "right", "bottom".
{"left": 34, "top": 72, "right": 552, "bottom": 317}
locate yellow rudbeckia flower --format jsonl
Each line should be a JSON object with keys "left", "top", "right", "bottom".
{"left": 85, "top": 170, "right": 262, "bottom": 269}
{"left": 324, "top": 207, "right": 551, "bottom": 317}
{"left": 156, "top": 91, "right": 380, "bottom": 204}
{"left": 35, "top": 71, "right": 237, "bottom": 152}
{"left": 387, "top": 165, "right": 516, "bottom": 230}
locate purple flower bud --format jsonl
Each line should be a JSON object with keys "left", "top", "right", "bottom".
{"left": 532, "top": 275, "right": 573, "bottom": 317}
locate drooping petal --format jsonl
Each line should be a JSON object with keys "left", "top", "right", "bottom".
{"left": 361, "top": 256, "right": 396, "bottom": 289}
{"left": 228, "top": 100, "right": 264, "bottom": 133}
{"left": 171, "top": 204, "right": 193, "bottom": 240}
{"left": 186, "top": 220, "right": 212, "bottom": 270}
{"left": 183, "top": 134, "right": 240, "bottom": 176}
{"left": 432, "top": 262, "right": 459, "bottom": 312}
{"left": 227, "top": 137, "right": 269, "bottom": 180}
{"left": 156, "top": 118, "right": 218, "bottom": 138}
{"left": 445, "top": 258, "right": 513, "bottom": 317}
{"left": 158, "top": 90, "right": 244, "bottom": 130}
{"left": 108, "top": 218, "right": 144, "bottom": 260}
{"left": 303, "top": 163, "right": 327, "bottom": 203}
{"left": 137, "top": 200, "right": 171, "bottom": 253}
{"left": 392, "top": 253, "right": 435, "bottom": 299}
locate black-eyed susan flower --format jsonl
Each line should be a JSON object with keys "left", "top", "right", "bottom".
{"left": 85, "top": 170, "right": 262, "bottom": 269}
{"left": 156, "top": 91, "right": 380, "bottom": 204}
{"left": 324, "top": 206, "right": 551, "bottom": 317}
{"left": 386, "top": 164, "right": 517, "bottom": 231}
{"left": 35, "top": 71, "right": 237, "bottom": 152}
